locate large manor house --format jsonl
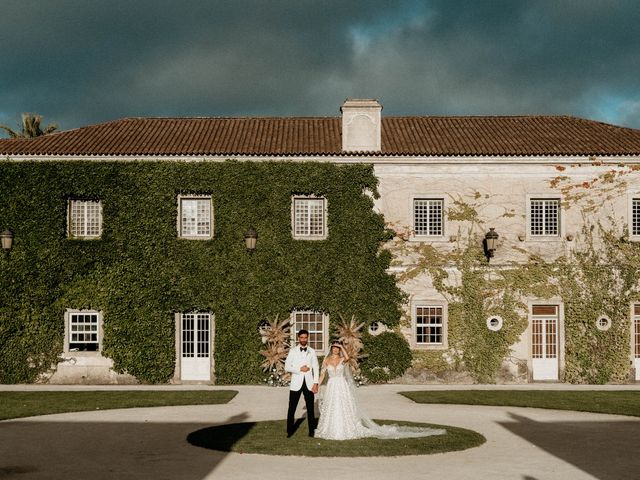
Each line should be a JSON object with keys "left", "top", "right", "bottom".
{"left": 1, "top": 99, "right": 640, "bottom": 385}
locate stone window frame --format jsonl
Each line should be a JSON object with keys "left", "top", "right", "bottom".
{"left": 290, "top": 310, "right": 329, "bottom": 355}
{"left": 409, "top": 195, "right": 448, "bottom": 242}
{"left": 486, "top": 315, "right": 504, "bottom": 332}
{"left": 526, "top": 194, "right": 563, "bottom": 241}
{"left": 64, "top": 309, "right": 104, "bottom": 355}
{"left": 67, "top": 198, "right": 103, "bottom": 239}
{"left": 627, "top": 190, "right": 640, "bottom": 241}
{"left": 411, "top": 300, "right": 448, "bottom": 350}
{"left": 595, "top": 315, "right": 612, "bottom": 332}
{"left": 368, "top": 321, "right": 387, "bottom": 336}
{"left": 291, "top": 195, "right": 328, "bottom": 240}
{"left": 631, "top": 303, "right": 640, "bottom": 361}
{"left": 177, "top": 194, "right": 214, "bottom": 240}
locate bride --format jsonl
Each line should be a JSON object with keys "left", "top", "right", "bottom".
{"left": 314, "top": 340, "right": 446, "bottom": 441}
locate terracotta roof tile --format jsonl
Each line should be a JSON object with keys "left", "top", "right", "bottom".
{"left": 1, "top": 115, "right": 640, "bottom": 157}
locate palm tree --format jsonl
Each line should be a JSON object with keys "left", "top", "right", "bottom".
{"left": 0, "top": 113, "right": 58, "bottom": 138}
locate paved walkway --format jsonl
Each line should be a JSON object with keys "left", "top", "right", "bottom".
{"left": 1, "top": 384, "right": 640, "bottom": 480}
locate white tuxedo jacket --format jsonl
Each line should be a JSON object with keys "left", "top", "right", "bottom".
{"left": 284, "top": 345, "right": 320, "bottom": 391}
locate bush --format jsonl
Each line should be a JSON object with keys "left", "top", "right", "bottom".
{"left": 361, "top": 331, "right": 412, "bottom": 383}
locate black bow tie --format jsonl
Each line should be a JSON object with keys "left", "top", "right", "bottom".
{"left": 300, "top": 347, "right": 307, "bottom": 352}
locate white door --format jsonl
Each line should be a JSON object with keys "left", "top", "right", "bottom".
{"left": 634, "top": 316, "right": 640, "bottom": 381}
{"left": 181, "top": 313, "right": 211, "bottom": 381}
{"left": 531, "top": 305, "right": 559, "bottom": 381}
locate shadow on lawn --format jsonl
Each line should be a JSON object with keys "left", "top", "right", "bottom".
{"left": 188, "top": 417, "right": 307, "bottom": 452}
{"left": 499, "top": 412, "right": 640, "bottom": 480}
{"left": 0, "top": 413, "right": 250, "bottom": 480}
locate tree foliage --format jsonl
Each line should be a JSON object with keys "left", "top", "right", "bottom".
{"left": 0, "top": 113, "right": 58, "bottom": 138}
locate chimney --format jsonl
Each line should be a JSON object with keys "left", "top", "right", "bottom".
{"left": 341, "top": 98, "right": 382, "bottom": 152}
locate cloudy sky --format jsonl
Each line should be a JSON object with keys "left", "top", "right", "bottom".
{"left": 1, "top": 0, "right": 639, "bottom": 134}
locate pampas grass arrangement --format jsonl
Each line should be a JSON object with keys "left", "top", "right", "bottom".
{"left": 259, "top": 315, "right": 292, "bottom": 386}
{"left": 335, "top": 315, "right": 367, "bottom": 375}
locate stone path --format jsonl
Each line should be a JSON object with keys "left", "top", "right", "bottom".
{"left": 1, "top": 384, "right": 639, "bottom": 479}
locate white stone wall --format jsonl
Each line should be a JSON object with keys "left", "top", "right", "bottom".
{"left": 373, "top": 157, "right": 640, "bottom": 382}
{"left": 47, "top": 354, "right": 137, "bottom": 385}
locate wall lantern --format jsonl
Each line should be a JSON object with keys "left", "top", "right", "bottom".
{"left": 244, "top": 227, "right": 257, "bottom": 252}
{"left": 1, "top": 229, "right": 14, "bottom": 257}
{"left": 484, "top": 227, "right": 499, "bottom": 260}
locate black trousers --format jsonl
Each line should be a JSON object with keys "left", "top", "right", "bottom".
{"left": 287, "top": 381, "right": 316, "bottom": 436}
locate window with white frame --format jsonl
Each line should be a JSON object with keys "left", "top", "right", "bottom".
{"left": 68, "top": 199, "right": 102, "bottom": 238}
{"left": 292, "top": 197, "right": 326, "bottom": 239}
{"left": 530, "top": 198, "right": 560, "bottom": 236}
{"left": 179, "top": 196, "right": 213, "bottom": 239}
{"left": 68, "top": 311, "right": 100, "bottom": 352}
{"left": 413, "top": 198, "right": 444, "bottom": 236}
{"left": 291, "top": 310, "right": 327, "bottom": 352}
{"left": 181, "top": 312, "right": 211, "bottom": 358}
{"left": 632, "top": 198, "right": 640, "bottom": 237}
{"left": 415, "top": 305, "right": 444, "bottom": 345}
{"left": 634, "top": 304, "right": 640, "bottom": 359}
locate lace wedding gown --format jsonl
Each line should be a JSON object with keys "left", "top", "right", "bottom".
{"left": 314, "top": 361, "right": 446, "bottom": 441}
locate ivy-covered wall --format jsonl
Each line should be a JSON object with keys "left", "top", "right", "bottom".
{"left": 386, "top": 162, "right": 640, "bottom": 384}
{"left": 0, "top": 160, "right": 404, "bottom": 384}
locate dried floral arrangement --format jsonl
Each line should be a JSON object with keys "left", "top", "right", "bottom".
{"left": 335, "top": 315, "right": 368, "bottom": 386}
{"left": 259, "top": 315, "right": 292, "bottom": 386}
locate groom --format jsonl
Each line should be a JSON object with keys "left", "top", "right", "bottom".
{"left": 284, "top": 329, "right": 319, "bottom": 437}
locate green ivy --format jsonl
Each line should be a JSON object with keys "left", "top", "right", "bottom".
{"left": 0, "top": 160, "right": 404, "bottom": 384}
{"left": 360, "top": 331, "right": 412, "bottom": 383}
{"left": 393, "top": 189, "right": 637, "bottom": 384}
{"left": 557, "top": 222, "right": 637, "bottom": 384}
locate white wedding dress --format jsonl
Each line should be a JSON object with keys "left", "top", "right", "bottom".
{"left": 314, "top": 361, "right": 446, "bottom": 441}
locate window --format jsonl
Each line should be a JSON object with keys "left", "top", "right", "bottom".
{"left": 413, "top": 198, "right": 444, "bottom": 236}
{"left": 68, "top": 199, "right": 102, "bottom": 238}
{"left": 632, "top": 198, "right": 640, "bottom": 237}
{"left": 292, "top": 197, "right": 327, "bottom": 239}
{"left": 368, "top": 321, "right": 387, "bottom": 336}
{"left": 530, "top": 198, "right": 560, "bottom": 236}
{"left": 291, "top": 310, "right": 327, "bottom": 352}
{"left": 415, "top": 305, "right": 444, "bottom": 345}
{"left": 531, "top": 305, "right": 558, "bottom": 359}
{"left": 181, "top": 313, "right": 211, "bottom": 358}
{"left": 179, "top": 196, "right": 213, "bottom": 239}
{"left": 486, "top": 316, "right": 504, "bottom": 331}
{"left": 634, "top": 305, "right": 640, "bottom": 359}
{"left": 596, "top": 315, "right": 611, "bottom": 331}
{"left": 67, "top": 311, "right": 101, "bottom": 352}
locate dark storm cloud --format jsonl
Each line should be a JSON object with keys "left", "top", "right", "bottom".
{"left": 1, "top": 0, "right": 639, "bottom": 132}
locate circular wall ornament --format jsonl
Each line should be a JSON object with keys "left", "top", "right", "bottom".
{"left": 596, "top": 315, "right": 611, "bottom": 331}
{"left": 257, "top": 319, "right": 270, "bottom": 333}
{"left": 368, "top": 322, "right": 387, "bottom": 335}
{"left": 486, "top": 315, "right": 503, "bottom": 331}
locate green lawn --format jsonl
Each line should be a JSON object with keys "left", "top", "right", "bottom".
{"left": 187, "top": 419, "right": 485, "bottom": 457}
{"left": 0, "top": 390, "right": 238, "bottom": 420}
{"left": 400, "top": 390, "right": 640, "bottom": 417}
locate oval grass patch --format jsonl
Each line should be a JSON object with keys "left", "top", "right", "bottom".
{"left": 187, "top": 419, "right": 485, "bottom": 457}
